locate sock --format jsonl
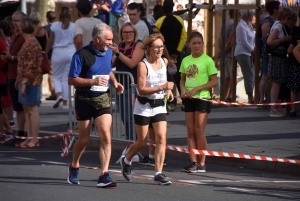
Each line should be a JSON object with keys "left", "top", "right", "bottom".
{"left": 71, "top": 163, "right": 79, "bottom": 168}
{"left": 124, "top": 157, "right": 132, "bottom": 165}
{"left": 155, "top": 172, "right": 161, "bottom": 176}
{"left": 149, "top": 154, "right": 154, "bottom": 159}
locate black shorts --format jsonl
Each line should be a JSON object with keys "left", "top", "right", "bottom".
{"left": 75, "top": 94, "right": 111, "bottom": 121}
{"left": 8, "top": 79, "right": 23, "bottom": 112}
{"left": 0, "top": 83, "right": 8, "bottom": 96}
{"left": 134, "top": 113, "right": 166, "bottom": 126}
{"left": 183, "top": 98, "right": 211, "bottom": 113}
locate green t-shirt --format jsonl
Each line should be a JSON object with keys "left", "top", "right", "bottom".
{"left": 179, "top": 53, "right": 217, "bottom": 99}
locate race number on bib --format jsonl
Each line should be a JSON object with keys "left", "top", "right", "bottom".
{"left": 91, "top": 75, "right": 110, "bottom": 92}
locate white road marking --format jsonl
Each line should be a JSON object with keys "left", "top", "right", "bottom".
{"left": 178, "top": 180, "right": 206, "bottom": 185}
{"left": 141, "top": 175, "right": 154, "bottom": 178}
{"left": 272, "top": 181, "right": 300, "bottom": 183}
{"left": 41, "top": 161, "right": 68, "bottom": 165}
{"left": 225, "top": 187, "right": 256, "bottom": 192}
{"left": 263, "top": 193, "right": 297, "bottom": 199}
{"left": 225, "top": 187, "right": 297, "bottom": 199}
{"left": 200, "top": 180, "right": 240, "bottom": 183}
{"left": 13, "top": 157, "right": 35, "bottom": 160}
{"left": 109, "top": 170, "right": 122, "bottom": 173}
{"left": 241, "top": 180, "right": 270, "bottom": 183}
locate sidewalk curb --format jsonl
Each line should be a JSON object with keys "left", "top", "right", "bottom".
{"left": 39, "top": 132, "right": 300, "bottom": 177}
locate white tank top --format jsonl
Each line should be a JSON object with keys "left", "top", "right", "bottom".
{"left": 142, "top": 57, "right": 167, "bottom": 99}
{"left": 133, "top": 58, "right": 167, "bottom": 117}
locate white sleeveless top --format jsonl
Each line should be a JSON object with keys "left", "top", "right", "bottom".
{"left": 133, "top": 58, "right": 167, "bottom": 117}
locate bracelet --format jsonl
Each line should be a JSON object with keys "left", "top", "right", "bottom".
{"left": 11, "top": 56, "right": 14, "bottom": 61}
{"left": 22, "top": 83, "right": 27, "bottom": 85}
{"left": 116, "top": 52, "right": 120, "bottom": 57}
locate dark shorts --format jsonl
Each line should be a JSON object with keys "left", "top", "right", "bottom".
{"left": 134, "top": 113, "right": 166, "bottom": 126}
{"left": 75, "top": 93, "right": 111, "bottom": 121}
{"left": 183, "top": 98, "right": 211, "bottom": 113}
{"left": 8, "top": 79, "right": 23, "bottom": 112}
{"left": 0, "top": 83, "right": 8, "bottom": 96}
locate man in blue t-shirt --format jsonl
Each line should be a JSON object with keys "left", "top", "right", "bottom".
{"left": 67, "top": 23, "right": 124, "bottom": 188}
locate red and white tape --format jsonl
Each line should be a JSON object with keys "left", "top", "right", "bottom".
{"left": 1, "top": 129, "right": 76, "bottom": 157}
{"left": 151, "top": 144, "right": 300, "bottom": 164}
{"left": 201, "top": 99, "right": 300, "bottom": 107}
{"left": 2, "top": 132, "right": 71, "bottom": 140}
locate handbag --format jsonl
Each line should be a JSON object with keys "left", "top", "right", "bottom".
{"left": 41, "top": 52, "right": 51, "bottom": 74}
{"left": 265, "top": 22, "right": 289, "bottom": 57}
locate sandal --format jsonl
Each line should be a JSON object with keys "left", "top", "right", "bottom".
{"left": 21, "top": 140, "right": 39, "bottom": 148}
{"left": 15, "top": 139, "right": 31, "bottom": 147}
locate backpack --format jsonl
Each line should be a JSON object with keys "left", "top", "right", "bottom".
{"left": 256, "top": 16, "right": 274, "bottom": 53}
{"left": 141, "top": 17, "right": 154, "bottom": 35}
{"left": 111, "top": 0, "right": 124, "bottom": 15}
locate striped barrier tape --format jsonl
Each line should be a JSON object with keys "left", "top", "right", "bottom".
{"left": 204, "top": 99, "right": 300, "bottom": 107}
{"left": 2, "top": 133, "right": 71, "bottom": 139}
{"left": 170, "top": 95, "right": 300, "bottom": 106}
{"left": 149, "top": 143, "right": 300, "bottom": 164}
{"left": 1, "top": 129, "right": 76, "bottom": 157}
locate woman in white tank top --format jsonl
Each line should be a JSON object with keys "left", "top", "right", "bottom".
{"left": 120, "top": 34, "right": 175, "bottom": 185}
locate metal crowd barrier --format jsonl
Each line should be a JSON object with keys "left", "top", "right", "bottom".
{"left": 68, "top": 71, "right": 136, "bottom": 142}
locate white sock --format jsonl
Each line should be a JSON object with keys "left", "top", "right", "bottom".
{"left": 149, "top": 154, "right": 154, "bottom": 159}
{"left": 155, "top": 172, "right": 161, "bottom": 176}
{"left": 124, "top": 157, "right": 132, "bottom": 165}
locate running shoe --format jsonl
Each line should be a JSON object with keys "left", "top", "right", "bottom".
{"left": 154, "top": 173, "right": 172, "bottom": 185}
{"left": 97, "top": 172, "right": 117, "bottom": 187}
{"left": 120, "top": 156, "right": 133, "bottom": 181}
{"left": 67, "top": 165, "right": 80, "bottom": 184}
{"left": 183, "top": 162, "right": 199, "bottom": 173}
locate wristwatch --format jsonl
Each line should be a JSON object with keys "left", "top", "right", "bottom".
{"left": 116, "top": 52, "right": 120, "bottom": 57}
{"left": 11, "top": 56, "right": 14, "bottom": 61}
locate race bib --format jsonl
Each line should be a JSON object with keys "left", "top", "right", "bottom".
{"left": 91, "top": 75, "right": 110, "bottom": 92}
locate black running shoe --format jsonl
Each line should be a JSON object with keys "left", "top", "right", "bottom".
{"left": 138, "top": 156, "right": 149, "bottom": 165}
{"left": 183, "top": 162, "right": 199, "bottom": 173}
{"left": 154, "top": 173, "right": 172, "bottom": 185}
{"left": 120, "top": 156, "right": 133, "bottom": 181}
{"left": 197, "top": 165, "right": 206, "bottom": 172}
{"left": 97, "top": 172, "right": 117, "bottom": 187}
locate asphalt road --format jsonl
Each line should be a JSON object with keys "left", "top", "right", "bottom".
{"left": 0, "top": 143, "right": 299, "bottom": 201}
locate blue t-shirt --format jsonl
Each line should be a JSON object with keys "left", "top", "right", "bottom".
{"left": 69, "top": 45, "right": 112, "bottom": 94}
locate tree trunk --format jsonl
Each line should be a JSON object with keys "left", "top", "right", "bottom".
{"left": 34, "top": 0, "right": 55, "bottom": 26}
{"left": 35, "top": 0, "right": 48, "bottom": 26}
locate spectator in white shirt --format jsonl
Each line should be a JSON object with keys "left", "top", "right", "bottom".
{"left": 74, "top": 0, "right": 102, "bottom": 50}
{"left": 45, "top": 6, "right": 76, "bottom": 110}
{"left": 127, "top": 2, "right": 149, "bottom": 42}
{"left": 234, "top": 9, "right": 255, "bottom": 104}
